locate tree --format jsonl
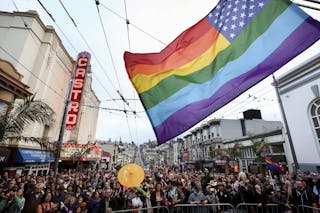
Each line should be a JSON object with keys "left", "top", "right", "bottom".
{"left": 226, "top": 143, "right": 242, "bottom": 173}
{"left": 227, "top": 143, "right": 243, "bottom": 161}
{"left": 0, "top": 96, "right": 55, "bottom": 148}
{"left": 210, "top": 143, "right": 242, "bottom": 174}
{"left": 250, "top": 136, "right": 269, "bottom": 174}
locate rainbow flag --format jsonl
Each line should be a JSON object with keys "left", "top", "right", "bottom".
{"left": 265, "top": 156, "right": 285, "bottom": 172}
{"left": 124, "top": 0, "right": 320, "bottom": 144}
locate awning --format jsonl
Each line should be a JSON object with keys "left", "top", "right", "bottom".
{"left": 14, "top": 148, "right": 55, "bottom": 163}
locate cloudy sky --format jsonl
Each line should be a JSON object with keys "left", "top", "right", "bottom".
{"left": 0, "top": 0, "right": 319, "bottom": 144}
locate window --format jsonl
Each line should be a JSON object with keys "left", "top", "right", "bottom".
{"left": 0, "top": 101, "right": 9, "bottom": 115}
{"left": 271, "top": 144, "right": 285, "bottom": 153}
{"left": 311, "top": 99, "right": 320, "bottom": 144}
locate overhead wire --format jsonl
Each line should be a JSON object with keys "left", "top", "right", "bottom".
{"left": 99, "top": 2, "right": 167, "bottom": 46}
{"left": 124, "top": 0, "right": 138, "bottom": 143}
{"left": 124, "top": 0, "right": 131, "bottom": 51}
{"left": 95, "top": 0, "right": 137, "bottom": 142}
{"left": 4, "top": 1, "right": 140, "bottom": 116}
{"left": 94, "top": 1, "right": 123, "bottom": 93}
{"left": 36, "top": 0, "right": 140, "bottom": 119}
{"left": 0, "top": 45, "right": 138, "bottom": 115}
{"left": 57, "top": 0, "right": 139, "bottom": 141}
{"left": 0, "top": 46, "right": 66, "bottom": 100}
{"left": 38, "top": 0, "right": 122, "bottom": 110}
{"left": 56, "top": 0, "right": 137, "bottom": 114}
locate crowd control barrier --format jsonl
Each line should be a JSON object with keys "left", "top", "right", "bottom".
{"left": 174, "top": 203, "right": 235, "bottom": 213}
{"left": 298, "top": 204, "right": 320, "bottom": 213}
{"left": 111, "top": 206, "right": 170, "bottom": 213}
{"left": 110, "top": 203, "right": 319, "bottom": 213}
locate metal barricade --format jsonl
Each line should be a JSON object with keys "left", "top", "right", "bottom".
{"left": 266, "top": 204, "right": 281, "bottom": 213}
{"left": 298, "top": 205, "right": 320, "bottom": 213}
{"left": 174, "top": 203, "right": 235, "bottom": 213}
{"left": 236, "top": 203, "right": 274, "bottom": 213}
{"left": 111, "top": 206, "right": 170, "bottom": 213}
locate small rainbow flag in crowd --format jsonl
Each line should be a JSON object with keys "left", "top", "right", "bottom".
{"left": 124, "top": 0, "right": 320, "bottom": 144}
{"left": 265, "top": 156, "right": 285, "bottom": 172}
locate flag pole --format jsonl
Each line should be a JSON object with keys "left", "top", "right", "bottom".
{"left": 272, "top": 75, "right": 299, "bottom": 173}
{"left": 268, "top": 169, "right": 275, "bottom": 190}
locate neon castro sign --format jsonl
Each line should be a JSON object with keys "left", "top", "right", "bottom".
{"left": 66, "top": 51, "right": 91, "bottom": 130}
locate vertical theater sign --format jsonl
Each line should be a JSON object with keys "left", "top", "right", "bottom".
{"left": 66, "top": 52, "right": 91, "bottom": 130}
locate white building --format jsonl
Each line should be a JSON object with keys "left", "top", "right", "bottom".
{"left": 0, "top": 11, "right": 100, "bottom": 175}
{"left": 183, "top": 110, "right": 286, "bottom": 172}
{"left": 277, "top": 53, "right": 320, "bottom": 172}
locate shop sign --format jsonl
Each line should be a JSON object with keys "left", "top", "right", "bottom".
{"left": 66, "top": 52, "right": 91, "bottom": 130}
{"left": 14, "top": 148, "right": 55, "bottom": 163}
{"left": 183, "top": 151, "right": 189, "bottom": 159}
{"left": 60, "top": 144, "right": 102, "bottom": 161}
{"left": 0, "top": 148, "right": 10, "bottom": 164}
{"left": 215, "top": 159, "right": 227, "bottom": 166}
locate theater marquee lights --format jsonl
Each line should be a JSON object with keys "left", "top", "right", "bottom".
{"left": 66, "top": 52, "right": 91, "bottom": 130}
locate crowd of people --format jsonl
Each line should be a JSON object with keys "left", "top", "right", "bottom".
{"left": 0, "top": 166, "right": 319, "bottom": 213}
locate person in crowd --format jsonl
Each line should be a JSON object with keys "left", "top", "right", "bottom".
{"left": 74, "top": 186, "right": 83, "bottom": 199}
{"left": 87, "top": 191, "right": 104, "bottom": 213}
{"left": 150, "top": 183, "right": 166, "bottom": 213}
{"left": 310, "top": 176, "right": 320, "bottom": 207}
{"left": 206, "top": 187, "right": 219, "bottom": 213}
{"left": 1, "top": 166, "right": 320, "bottom": 213}
{"left": 76, "top": 196, "right": 87, "bottom": 210}
{"left": 290, "top": 180, "right": 316, "bottom": 213}
{"left": 22, "top": 183, "right": 43, "bottom": 213}
{"left": 188, "top": 186, "right": 208, "bottom": 213}
{"left": 61, "top": 196, "right": 77, "bottom": 213}
{"left": 15, "top": 188, "right": 25, "bottom": 213}
{"left": 0, "top": 189, "right": 22, "bottom": 213}
{"left": 165, "top": 181, "right": 181, "bottom": 208}
{"left": 131, "top": 190, "right": 143, "bottom": 213}
{"left": 271, "top": 188, "right": 287, "bottom": 213}
{"left": 36, "top": 192, "right": 57, "bottom": 213}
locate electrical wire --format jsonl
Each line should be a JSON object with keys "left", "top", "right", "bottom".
{"left": 95, "top": 0, "right": 123, "bottom": 94}
{"left": 124, "top": 0, "right": 131, "bottom": 51}
{"left": 55, "top": 0, "right": 125, "bottom": 104}
{"left": 39, "top": 0, "right": 122, "bottom": 109}
{"left": 99, "top": 2, "right": 167, "bottom": 46}
{"left": 36, "top": 0, "right": 142, "bottom": 142}
{"left": 0, "top": 46, "right": 66, "bottom": 100}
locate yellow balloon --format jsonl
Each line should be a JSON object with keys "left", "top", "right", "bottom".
{"left": 117, "top": 164, "right": 145, "bottom": 188}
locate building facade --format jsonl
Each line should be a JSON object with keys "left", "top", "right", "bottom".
{"left": 182, "top": 110, "right": 286, "bottom": 172}
{"left": 277, "top": 53, "right": 320, "bottom": 172}
{"left": 0, "top": 11, "right": 100, "bottom": 175}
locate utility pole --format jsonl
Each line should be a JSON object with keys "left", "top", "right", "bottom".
{"left": 272, "top": 75, "right": 299, "bottom": 173}
{"left": 53, "top": 63, "right": 76, "bottom": 176}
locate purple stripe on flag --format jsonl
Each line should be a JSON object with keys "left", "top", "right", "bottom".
{"left": 155, "top": 17, "right": 320, "bottom": 144}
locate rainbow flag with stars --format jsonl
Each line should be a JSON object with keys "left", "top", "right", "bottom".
{"left": 124, "top": 0, "right": 320, "bottom": 144}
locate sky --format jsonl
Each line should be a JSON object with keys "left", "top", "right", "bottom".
{"left": 0, "top": 0, "right": 319, "bottom": 144}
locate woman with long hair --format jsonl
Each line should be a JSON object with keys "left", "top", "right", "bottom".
{"left": 36, "top": 192, "right": 57, "bottom": 213}
{"left": 150, "top": 183, "right": 167, "bottom": 213}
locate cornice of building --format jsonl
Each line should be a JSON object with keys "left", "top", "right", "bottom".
{"left": 1, "top": 10, "right": 74, "bottom": 65}
{"left": 277, "top": 53, "right": 320, "bottom": 90}
{"left": 223, "top": 129, "right": 283, "bottom": 144}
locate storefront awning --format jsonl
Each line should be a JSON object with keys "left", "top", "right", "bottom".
{"left": 14, "top": 148, "right": 55, "bottom": 163}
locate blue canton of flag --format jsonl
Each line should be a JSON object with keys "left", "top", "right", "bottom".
{"left": 206, "top": 0, "right": 270, "bottom": 41}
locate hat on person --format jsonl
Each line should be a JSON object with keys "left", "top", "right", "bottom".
{"left": 209, "top": 180, "right": 218, "bottom": 187}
